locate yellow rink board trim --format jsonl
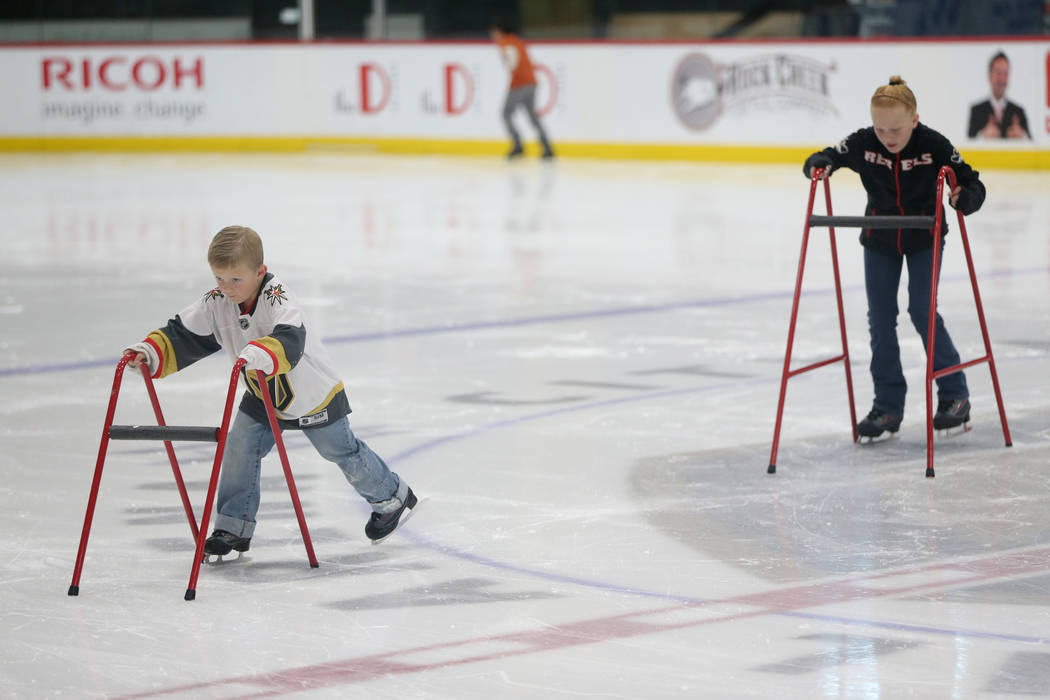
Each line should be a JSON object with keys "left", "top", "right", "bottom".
{"left": 0, "top": 136, "right": 1046, "bottom": 170}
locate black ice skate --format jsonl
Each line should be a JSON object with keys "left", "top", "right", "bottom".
{"left": 204, "top": 529, "right": 251, "bottom": 556}
{"left": 507, "top": 145, "right": 524, "bottom": 160}
{"left": 365, "top": 489, "right": 419, "bottom": 544}
{"left": 933, "top": 398, "right": 971, "bottom": 432}
{"left": 857, "top": 408, "right": 902, "bottom": 440}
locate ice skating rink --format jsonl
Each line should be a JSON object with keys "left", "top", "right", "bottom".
{"left": 1, "top": 152, "right": 1048, "bottom": 699}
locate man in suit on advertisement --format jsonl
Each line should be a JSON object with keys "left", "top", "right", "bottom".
{"left": 967, "top": 51, "right": 1031, "bottom": 140}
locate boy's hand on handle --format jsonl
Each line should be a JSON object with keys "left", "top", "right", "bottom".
{"left": 239, "top": 343, "right": 276, "bottom": 377}
{"left": 124, "top": 342, "right": 157, "bottom": 373}
{"left": 949, "top": 185, "right": 962, "bottom": 208}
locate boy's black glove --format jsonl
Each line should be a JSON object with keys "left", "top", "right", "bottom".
{"left": 803, "top": 153, "right": 833, "bottom": 178}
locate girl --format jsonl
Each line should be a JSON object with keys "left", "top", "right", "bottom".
{"left": 803, "top": 76, "right": 985, "bottom": 438}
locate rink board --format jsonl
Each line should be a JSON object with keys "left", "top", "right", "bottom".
{"left": 0, "top": 37, "right": 1047, "bottom": 167}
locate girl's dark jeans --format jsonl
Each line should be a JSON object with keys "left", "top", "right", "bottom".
{"left": 863, "top": 244, "right": 968, "bottom": 417}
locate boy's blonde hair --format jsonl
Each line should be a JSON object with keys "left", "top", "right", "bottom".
{"left": 207, "top": 226, "right": 264, "bottom": 268}
{"left": 871, "top": 75, "right": 917, "bottom": 114}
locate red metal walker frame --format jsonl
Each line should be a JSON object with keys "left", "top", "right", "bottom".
{"left": 768, "top": 166, "right": 1011, "bottom": 478}
{"left": 68, "top": 354, "right": 318, "bottom": 601}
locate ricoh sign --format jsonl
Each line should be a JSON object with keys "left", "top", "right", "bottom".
{"left": 42, "top": 55, "right": 204, "bottom": 91}
{"left": 38, "top": 53, "right": 207, "bottom": 126}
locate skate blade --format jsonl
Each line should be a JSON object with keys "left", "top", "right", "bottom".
{"left": 371, "top": 497, "right": 427, "bottom": 546}
{"left": 936, "top": 421, "right": 972, "bottom": 439}
{"left": 203, "top": 551, "right": 250, "bottom": 565}
{"left": 858, "top": 432, "right": 899, "bottom": 445}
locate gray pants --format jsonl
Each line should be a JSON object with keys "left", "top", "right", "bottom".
{"left": 503, "top": 85, "right": 553, "bottom": 155}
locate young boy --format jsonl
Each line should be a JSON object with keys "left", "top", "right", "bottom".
{"left": 126, "top": 226, "right": 417, "bottom": 554}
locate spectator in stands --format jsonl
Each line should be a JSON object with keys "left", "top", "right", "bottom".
{"left": 967, "top": 51, "right": 1030, "bottom": 140}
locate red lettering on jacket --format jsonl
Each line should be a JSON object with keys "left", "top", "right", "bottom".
{"left": 863, "top": 151, "right": 894, "bottom": 169}
{"left": 900, "top": 153, "right": 933, "bottom": 171}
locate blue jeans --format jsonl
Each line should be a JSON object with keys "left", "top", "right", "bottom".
{"left": 864, "top": 245, "right": 968, "bottom": 417}
{"left": 213, "top": 410, "right": 408, "bottom": 539}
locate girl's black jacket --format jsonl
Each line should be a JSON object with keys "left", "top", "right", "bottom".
{"left": 803, "top": 123, "right": 985, "bottom": 257}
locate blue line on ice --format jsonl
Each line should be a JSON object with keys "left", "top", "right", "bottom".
{"left": 2, "top": 263, "right": 1044, "bottom": 378}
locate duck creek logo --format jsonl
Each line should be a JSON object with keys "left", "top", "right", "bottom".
{"left": 671, "top": 52, "right": 837, "bottom": 131}
{"left": 203, "top": 288, "right": 224, "bottom": 302}
{"left": 671, "top": 53, "right": 722, "bottom": 130}
{"left": 264, "top": 283, "right": 288, "bottom": 306}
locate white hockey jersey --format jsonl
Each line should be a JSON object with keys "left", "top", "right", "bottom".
{"left": 140, "top": 272, "right": 350, "bottom": 429}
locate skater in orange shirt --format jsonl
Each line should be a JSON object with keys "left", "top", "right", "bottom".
{"left": 490, "top": 18, "right": 554, "bottom": 160}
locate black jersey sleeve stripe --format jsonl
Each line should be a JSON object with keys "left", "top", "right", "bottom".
{"left": 147, "top": 313, "right": 222, "bottom": 377}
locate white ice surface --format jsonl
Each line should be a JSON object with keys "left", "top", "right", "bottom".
{"left": 1, "top": 153, "right": 1048, "bottom": 699}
